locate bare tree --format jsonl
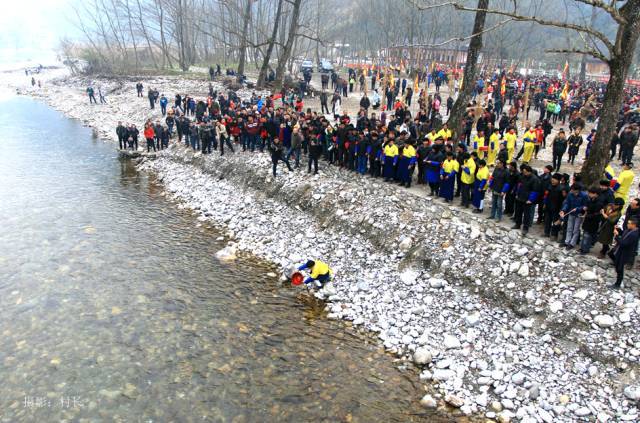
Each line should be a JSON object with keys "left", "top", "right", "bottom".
{"left": 446, "top": 0, "right": 489, "bottom": 137}
{"left": 238, "top": 0, "right": 253, "bottom": 75}
{"left": 257, "top": 0, "right": 284, "bottom": 87}
{"left": 275, "top": 0, "right": 303, "bottom": 88}
{"left": 453, "top": 0, "right": 640, "bottom": 185}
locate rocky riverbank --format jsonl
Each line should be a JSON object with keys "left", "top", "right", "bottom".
{"left": 8, "top": 71, "right": 640, "bottom": 422}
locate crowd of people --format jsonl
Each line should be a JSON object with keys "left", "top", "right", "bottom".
{"left": 113, "top": 65, "right": 640, "bottom": 288}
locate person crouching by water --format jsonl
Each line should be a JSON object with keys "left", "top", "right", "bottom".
{"left": 297, "top": 260, "right": 333, "bottom": 289}
{"left": 610, "top": 218, "right": 639, "bottom": 290}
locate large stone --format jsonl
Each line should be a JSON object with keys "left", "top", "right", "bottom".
{"left": 215, "top": 245, "right": 237, "bottom": 261}
{"left": 432, "top": 369, "right": 455, "bottom": 381}
{"left": 413, "top": 347, "right": 433, "bottom": 365}
{"left": 420, "top": 394, "right": 437, "bottom": 408}
{"left": 624, "top": 385, "right": 640, "bottom": 401}
{"left": 517, "top": 263, "right": 530, "bottom": 277}
{"left": 511, "top": 372, "right": 525, "bottom": 385}
{"left": 400, "top": 270, "right": 418, "bottom": 285}
{"left": 581, "top": 270, "right": 598, "bottom": 281}
{"left": 574, "top": 407, "right": 591, "bottom": 417}
{"left": 549, "top": 301, "right": 563, "bottom": 313}
{"left": 443, "top": 334, "right": 461, "bottom": 349}
{"left": 399, "top": 237, "right": 413, "bottom": 251}
{"left": 573, "top": 289, "right": 589, "bottom": 300}
{"left": 465, "top": 311, "right": 481, "bottom": 327}
{"left": 429, "top": 277, "right": 446, "bottom": 289}
{"left": 444, "top": 394, "right": 464, "bottom": 408}
{"left": 594, "top": 314, "right": 615, "bottom": 328}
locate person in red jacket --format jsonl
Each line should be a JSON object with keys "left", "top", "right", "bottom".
{"left": 144, "top": 124, "right": 155, "bottom": 152}
{"left": 244, "top": 115, "right": 261, "bottom": 152}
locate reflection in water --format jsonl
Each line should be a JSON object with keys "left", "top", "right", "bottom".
{"left": 0, "top": 97, "right": 459, "bottom": 422}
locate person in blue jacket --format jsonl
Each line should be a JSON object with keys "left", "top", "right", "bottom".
{"left": 560, "top": 183, "right": 588, "bottom": 249}
{"left": 425, "top": 144, "right": 444, "bottom": 196}
{"left": 159, "top": 94, "right": 168, "bottom": 116}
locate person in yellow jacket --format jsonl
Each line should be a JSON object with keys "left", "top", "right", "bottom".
{"left": 460, "top": 152, "right": 476, "bottom": 208}
{"left": 487, "top": 128, "right": 500, "bottom": 166}
{"left": 473, "top": 130, "right": 486, "bottom": 159}
{"left": 297, "top": 259, "right": 333, "bottom": 288}
{"left": 398, "top": 141, "right": 417, "bottom": 187}
{"left": 439, "top": 151, "right": 459, "bottom": 202}
{"left": 426, "top": 129, "right": 438, "bottom": 144}
{"left": 436, "top": 123, "right": 452, "bottom": 143}
{"left": 382, "top": 139, "right": 399, "bottom": 181}
{"left": 604, "top": 163, "right": 616, "bottom": 184}
{"left": 472, "top": 159, "right": 490, "bottom": 212}
{"left": 521, "top": 127, "right": 537, "bottom": 164}
{"left": 614, "top": 162, "right": 635, "bottom": 204}
{"left": 505, "top": 128, "right": 517, "bottom": 162}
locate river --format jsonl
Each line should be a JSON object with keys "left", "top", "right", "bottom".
{"left": 0, "top": 97, "right": 451, "bottom": 422}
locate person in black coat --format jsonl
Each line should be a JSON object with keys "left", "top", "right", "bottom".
{"left": 623, "top": 199, "right": 640, "bottom": 230}
{"left": 269, "top": 138, "right": 293, "bottom": 177}
{"left": 552, "top": 129, "right": 568, "bottom": 171}
{"left": 512, "top": 165, "right": 540, "bottom": 235}
{"left": 579, "top": 187, "right": 604, "bottom": 254}
{"left": 416, "top": 138, "right": 431, "bottom": 185}
{"left": 537, "top": 165, "right": 553, "bottom": 223}
{"left": 543, "top": 173, "right": 567, "bottom": 238}
{"left": 503, "top": 162, "right": 519, "bottom": 216}
{"left": 611, "top": 218, "right": 640, "bottom": 289}
{"left": 116, "top": 122, "right": 127, "bottom": 150}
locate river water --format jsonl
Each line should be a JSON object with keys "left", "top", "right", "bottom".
{"left": 0, "top": 97, "right": 452, "bottom": 422}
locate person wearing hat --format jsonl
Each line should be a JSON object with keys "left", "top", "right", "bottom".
{"left": 598, "top": 197, "right": 625, "bottom": 258}
{"left": 297, "top": 260, "right": 333, "bottom": 289}
{"left": 614, "top": 162, "right": 635, "bottom": 204}
{"left": 551, "top": 129, "right": 568, "bottom": 171}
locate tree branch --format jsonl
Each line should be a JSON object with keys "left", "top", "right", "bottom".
{"left": 408, "top": 0, "right": 455, "bottom": 11}
{"left": 416, "top": 17, "right": 514, "bottom": 48}
{"left": 546, "top": 48, "right": 610, "bottom": 64}
{"left": 452, "top": 3, "right": 615, "bottom": 53}
{"left": 574, "top": 0, "right": 626, "bottom": 24}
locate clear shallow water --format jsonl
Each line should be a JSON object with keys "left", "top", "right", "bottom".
{"left": 0, "top": 97, "right": 453, "bottom": 422}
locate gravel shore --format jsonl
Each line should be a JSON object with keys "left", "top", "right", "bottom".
{"left": 8, "top": 69, "right": 640, "bottom": 422}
